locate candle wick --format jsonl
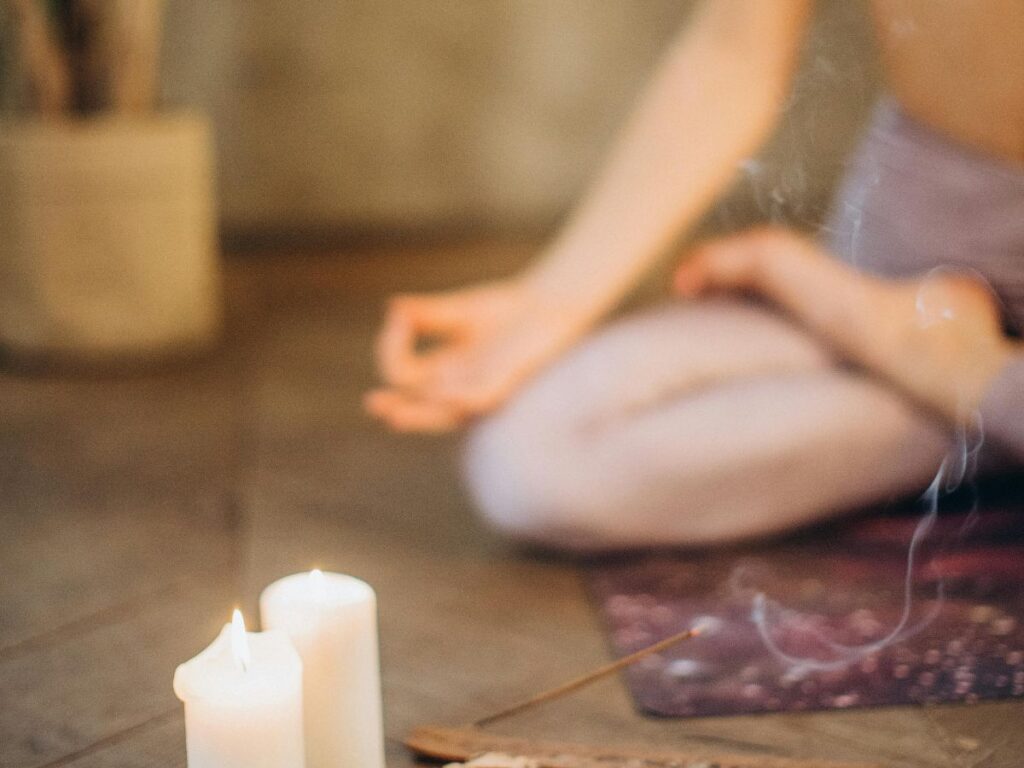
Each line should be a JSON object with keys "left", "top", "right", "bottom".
{"left": 230, "top": 608, "right": 252, "bottom": 672}
{"left": 310, "top": 568, "right": 328, "bottom": 601}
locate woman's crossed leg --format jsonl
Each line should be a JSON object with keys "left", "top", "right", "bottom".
{"left": 463, "top": 300, "right": 950, "bottom": 551}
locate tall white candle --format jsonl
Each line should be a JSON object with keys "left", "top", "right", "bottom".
{"left": 260, "top": 570, "right": 385, "bottom": 768}
{"left": 173, "top": 610, "right": 306, "bottom": 768}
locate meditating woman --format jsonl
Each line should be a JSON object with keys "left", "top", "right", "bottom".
{"left": 366, "top": 0, "right": 1024, "bottom": 550}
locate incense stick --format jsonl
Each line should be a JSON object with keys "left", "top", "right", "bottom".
{"left": 473, "top": 625, "right": 702, "bottom": 728}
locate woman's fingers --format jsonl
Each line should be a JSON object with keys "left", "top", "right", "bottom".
{"left": 673, "top": 227, "right": 827, "bottom": 297}
{"left": 365, "top": 359, "right": 505, "bottom": 430}
{"left": 376, "top": 305, "right": 421, "bottom": 386}
{"left": 370, "top": 281, "right": 543, "bottom": 431}
{"left": 673, "top": 228, "right": 871, "bottom": 324}
{"left": 377, "top": 319, "right": 517, "bottom": 416}
{"left": 376, "top": 294, "right": 465, "bottom": 388}
{"left": 365, "top": 348, "right": 515, "bottom": 432}
{"left": 363, "top": 389, "right": 467, "bottom": 433}
{"left": 672, "top": 233, "right": 763, "bottom": 296}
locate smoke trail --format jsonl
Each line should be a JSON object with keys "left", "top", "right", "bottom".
{"left": 750, "top": 448, "right": 954, "bottom": 678}
{"left": 750, "top": 271, "right": 990, "bottom": 678}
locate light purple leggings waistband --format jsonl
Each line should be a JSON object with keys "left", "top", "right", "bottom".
{"left": 826, "top": 97, "right": 1024, "bottom": 333}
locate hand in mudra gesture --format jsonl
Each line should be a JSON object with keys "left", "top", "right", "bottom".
{"left": 673, "top": 228, "right": 1015, "bottom": 422}
{"left": 366, "top": 279, "right": 587, "bottom": 432}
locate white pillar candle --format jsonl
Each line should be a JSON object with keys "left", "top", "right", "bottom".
{"left": 260, "top": 570, "right": 385, "bottom": 768}
{"left": 173, "top": 610, "right": 306, "bottom": 768}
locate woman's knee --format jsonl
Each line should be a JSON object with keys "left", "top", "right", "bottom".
{"left": 463, "top": 412, "right": 744, "bottom": 551}
{"left": 458, "top": 300, "right": 841, "bottom": 552}
{"left": 461, "top": 409, "right": 620, "bottom": 551}
{"left": 462, "top": 368, "right": 953, "bottom": 553}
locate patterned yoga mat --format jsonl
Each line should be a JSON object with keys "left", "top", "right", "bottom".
{"left": 587, "top": 478, "right": 1024, "bottom": 717}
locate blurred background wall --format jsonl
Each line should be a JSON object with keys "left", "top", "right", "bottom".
{"left": 4, "top": 1, "right": 881, "bottom": 239}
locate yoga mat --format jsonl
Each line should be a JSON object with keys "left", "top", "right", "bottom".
{"left": 587, "top": 479, "right": 1024, "bottom": 717}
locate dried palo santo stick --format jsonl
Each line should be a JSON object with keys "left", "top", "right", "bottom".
{"left": 406, "top": 726, "right": 882, "bottom": 768}
{"left": 8, "top": 0, "right": 71, "bottom": 116}
{"left": 104, "top": 0, "right": 165, "bottom": 114}
{"left": 474, "top": 625, "right": 703, "bottom": 728}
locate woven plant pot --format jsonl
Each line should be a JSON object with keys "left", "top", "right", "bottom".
{"left": 0, "top": 112, "right": 221, "bottom": 364}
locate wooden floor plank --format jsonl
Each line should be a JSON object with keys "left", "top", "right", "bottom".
{"left": 0, "top": 359, "right": 244, "bottom": 650}
{"left": 1, "top": 495, "right": 237, "bottom": 655}
{"left": 0, "top": 578, "right": 233, "bottom": 768}
{"left": 32, "top": 710, "right": 183, "bottom": 768}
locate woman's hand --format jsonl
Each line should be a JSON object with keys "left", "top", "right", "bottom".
{"left": 672, "top": 227, "right": 1016, "bottom": 421}
{"left": 365, "top": 279, "right": 586, "bottom": 432}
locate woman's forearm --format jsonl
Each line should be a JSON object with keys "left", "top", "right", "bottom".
{"left": 523, "top": 0, "right": 813, "bottom": 323}
{"left": 678, "top": 230, "right": 1017, "bottom": 425}
{"left": 755, "top": 245, "right": 1015, "bottom": 422}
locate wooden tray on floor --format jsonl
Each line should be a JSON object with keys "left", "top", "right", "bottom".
{"left": 406, "top": 725, "right": 882, "bottom": 768}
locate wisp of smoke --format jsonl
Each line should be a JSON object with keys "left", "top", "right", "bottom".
{"left": 749, "top": 272, "right": 989, "bottom": 679}
{"left": 750, "top": 444, "right": 959, "bottom": 679}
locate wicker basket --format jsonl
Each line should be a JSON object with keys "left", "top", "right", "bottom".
{"left": 0, "top": 112, "right": 221, "bottom": 364}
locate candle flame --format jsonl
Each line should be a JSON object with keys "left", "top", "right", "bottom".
{"left": 310, "top": 568, "right": 327, "bottom": 600}
{"left": 230, "top": 608, "right": 251, "bottom": 672}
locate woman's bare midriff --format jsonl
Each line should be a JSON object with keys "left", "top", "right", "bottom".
{"left": 870, "top": 0, "right": 1024, "bottom": 165}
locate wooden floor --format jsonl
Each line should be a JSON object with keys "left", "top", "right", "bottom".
{"left": 1, "top": 241, "right": 1021, "bottom": 768}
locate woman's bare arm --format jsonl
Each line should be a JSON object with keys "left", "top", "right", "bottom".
{"left": 525, "top": 0, "right": 814, "bottom": 321}
{"left": 368, "top": 1, "right": 814, "bottom": 432}
{"left": 673, "top": 228, "right": 1017, "bottom": 424}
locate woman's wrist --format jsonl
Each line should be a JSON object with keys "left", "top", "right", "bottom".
{"left": 518, "top": 247, "right": 630, "bottom": 335}
{"left": 936, "top": 340, "right": 1016, "bottom": 422}
{"left": 675, "top": 229, "right": 1021, "bottom": 427}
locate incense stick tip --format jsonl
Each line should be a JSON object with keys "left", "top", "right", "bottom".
{"left": 689, "top": 615, "right": 722, "bottom": 637}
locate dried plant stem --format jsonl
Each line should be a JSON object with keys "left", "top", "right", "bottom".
{"left": 105, "top": 0, "right": 165, "bottom": 114}
{"left": 9, "top": 0, "right": 71, "bottom": 117}
{"left": 473, "top": 626, "right": 702, "bottom": 728}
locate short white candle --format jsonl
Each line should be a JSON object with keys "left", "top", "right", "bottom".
{"left": 173, "top": 610, "right": 305, "bottom": 768}
{"left": 261, "top": 570, "right": 385, "bottom": 768}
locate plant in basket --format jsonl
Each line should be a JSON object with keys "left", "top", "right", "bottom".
{"left": 0, "top": 0, "right": 220, "bottom": 365}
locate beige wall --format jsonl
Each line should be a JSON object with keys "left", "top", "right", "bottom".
{"left": 7, "top": 2, "right": 881, "bottom": 234}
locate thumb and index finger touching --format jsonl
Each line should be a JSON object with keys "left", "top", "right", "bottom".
{"left": 376, "top": 294, "right": 468, "bottom": 389}
{"left": 368, "top": 293, "right": 487, "bottom": 433}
